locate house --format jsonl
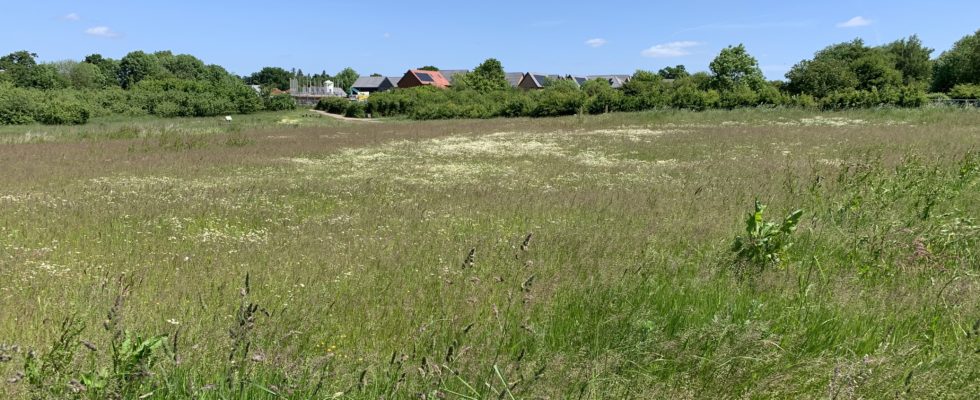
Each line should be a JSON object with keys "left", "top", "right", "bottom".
{"left": 587, "top": 75, "right": 632, "bottom": 89}
{"left": 437, "top": 69, "right": 469, "bottom": 84}
{"left": 351, "top": 76, "right": 396, "bottom": 93}
{"left": 397, "top": 69, "right": 451, "bottom": 89}
{"left": 566, "top": 76, "right": 590, "bottom": 87}
{"left": 504, "top": 72, "right": 524, "bottom": 88}
{"left": 517, "top": 73, "right": 562, "bottom": 89}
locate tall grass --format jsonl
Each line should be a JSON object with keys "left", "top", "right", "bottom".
{"left": 0, "top": 108, "right": 977, "bottom": 398}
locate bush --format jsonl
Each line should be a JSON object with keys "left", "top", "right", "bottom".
{"left": 949, "top": 84, "right": 980, "bottom": 99}
{"left": 263, "top": 93, "right": 296, "bottom": 111}
{"left": 532, "top": 84, "right": 585, "bottom": 117}
{"left": 344, "top": 101, "right": 366, "bottom": 118}
{"left": 316, "top": 97, "right": 349, "bottom": 114}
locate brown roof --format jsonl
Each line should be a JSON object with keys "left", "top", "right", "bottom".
{"left": 406, "top": 69, "right": 451, "bottom": 88}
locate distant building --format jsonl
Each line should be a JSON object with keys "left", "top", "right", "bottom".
{"left": 566, "top": 75, "right": 590, "bottom": 87}
{"left": 587, "top": 75, "right": 632, "bottom": 89}
{"left": 504, "top": 72, "right": 524, "bottom": 88}
{"left": 437, "top": 69, "right": 469, "bottom": 85}
{"left": 288, "top": 78, "right": 347, "bottom": 106}
{"left": 249, "top": 84, "right": 262, "bottom": 93}
{"left": 351, "top": 76, "right": 396, "bottom": 93}
{"left": 397, "top": 70, "right": 451, "bottom": 89}
{"left": 517, "top": 73, "right": 562, "bottom": 89}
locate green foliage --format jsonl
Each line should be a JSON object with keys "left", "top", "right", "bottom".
{"left": 118, "top": 51, "right": 164, "bottom": 89}
{"left": 949, "top": 83, "right": 980, "bottom": 99}
{"left": 263, "top": 93, "right": 297, "bottom": 111}
{"left": 881, "top": 35, "right": 934, "bottom": 86}
{"left": 454, "top": 58, "right": 510, "bottom": 93}
{"left": 344, "top": 101, "right": 367, "bottom": 118}
{"left": 731, "top": 200, "right": 803, "bottom": 269}
{"left": 334, "top": 67, "right": 360, "bottom": 92}
{"left": 932, "top": 29, "right": 980, "bottom": 92}
{"left": 315, "top": 96, "right": 350, "bottom": 114}
{"left": 68, "top": 62, "right": 108, "bottom": 89}
{"left": 709, "top": 44, "right": 766, "bottom": 92}
{"left": 248, "top": 67, "right": 292, "bottom": 91}
{"left": 657, "top": 65, "right": 689, "bottom": 80}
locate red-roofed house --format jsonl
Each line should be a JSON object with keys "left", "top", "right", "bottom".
{"left": 397, "top": 70, "right": 451, "bottom": 89}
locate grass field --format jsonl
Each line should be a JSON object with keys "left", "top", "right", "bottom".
{"left": 1, "top": 108, "right": 978, "bottom": 399}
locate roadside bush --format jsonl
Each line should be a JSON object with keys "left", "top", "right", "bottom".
{"left": 718, "top": 85, "right": 760, "bottom": 109}
{"left": 0, "top": 82, "right": 40, "bottom": 124}
{"left": 532, "top": 82, "right": 585, "bottom": 117}
{"left": 263, "top": 93, "right": 296, "bottom": 111}
{"left": 36, "top": 97, "right": 90, "bottom": 125}
{"left": 949, "top": 84, "right": 980, "bottom": 99}
{"left": 344, "top": 101, "right": 366, "bottom": 118}
{"left": 316, "top": 97, "right": 350, "bottom": 114}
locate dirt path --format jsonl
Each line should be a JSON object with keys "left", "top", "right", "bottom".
{"left": 309, "top": 109, "right": 380, "bottom": 122}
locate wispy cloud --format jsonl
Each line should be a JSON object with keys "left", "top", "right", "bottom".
{"left": 61, "top": 12, "right": 80, "bottom": 21}
{"left": 584, "top": 38, "right": 607, "bottom": 48}
{"left": 641, "top": 41, "right": 702, "bottom": 58}
{"left": 383, "top": 32, "right": 391, "bottom": 39}
{"left": 837, "top": 16, "right": 872, "bottom": 28}
{"left": 85, "top": 26, "right": 120, "bottom": 38}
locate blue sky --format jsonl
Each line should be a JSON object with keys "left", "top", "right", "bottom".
{"left": 3, "top": 1, "right": 979, "bottom": 80}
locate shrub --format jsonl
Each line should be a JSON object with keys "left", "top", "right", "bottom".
{"left": 316, "top": 97, "right": 349, "bottom": 114}
{"left": 344, "top": 101, "right": 366, "bottom": 118}
{"left": 949, "top": 84, "right": 980, "bottom": 99}
{"left": 263, "top": 93, "right": 296, "bottom": 111}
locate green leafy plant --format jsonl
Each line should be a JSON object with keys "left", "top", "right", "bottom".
{"left": 731, "top": 200, "right": 804, "bottom": 269}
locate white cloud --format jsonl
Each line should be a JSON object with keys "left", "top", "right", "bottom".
{"left": 62, "top": 13, "right": 80, "bottom": 21}
{"left": 641, "top": 41, "right": 702, "bottom": 58}
{"left": 585, "top": 38, "right": 608, "bottom": 48}
{"left": 837, "top": 16, "right": 872, "bottom": 28}
{"left": 85, "top": 26, "right": 119, "bottom": 38}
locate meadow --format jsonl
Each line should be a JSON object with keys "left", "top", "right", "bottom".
{"left": 0, "top": 107, "right": 978, "bottom": 399}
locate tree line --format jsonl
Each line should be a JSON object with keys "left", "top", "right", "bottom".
{"left": 0, "top": 50, "right": 311, "bottom": 125}
{"left": 3, "top": 29, "right": 980, "bottom": 125}
{"left": 352, "top": 30, "right": 980, "bottom": 120}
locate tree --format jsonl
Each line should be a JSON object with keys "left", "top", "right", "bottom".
{"left": 69, "top": 62, "right": 108, "bottom": 89}
{"left": 159, "top": 54, "right": 207, "bottom": 80}
{"left": 418, "top": 66, "right": 439, "bottom": 71}
{"left": 932, "top": 29, "right": 980, "bottom": 92}
{"left": 118, "top": 51, "right": 163, "bottom": 89}
{"left": 247, "top": 67, "right": 293, "bottom": 91}
{"left": 786, "top": 39, "right": 904, "bottom": 96}
{"left": 881, "top": 35, "right": 933, "bottom": 86}
{"left": 333, "top": 67, "right": 360, "bottom": 92}
{"left": 852, "top": 51, "right": 902, "bottom": 90}
{"left": 0, "top": 52, "right": 68, "bottom": 89}
{"left": 84, "top": 54, "right": 121, "bottom": 86}
{"left": 454, "top": 58, "right": 509, "bottom": 93}
{"left": 709, "top": 44, "right": 765, "bottom": 91}
{"left": 785, "top": 58, "right": 858, "bottom": 97}
{"left": 657, "top": 65, "right": 689, "bottom": 80}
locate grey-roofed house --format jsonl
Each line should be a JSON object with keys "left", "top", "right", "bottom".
{"left": 567, "top": 76, "right": 590, "bottom": 87}
{"left": 505, "top": 72, "right": 524, "bottom": 88}
{"left": 351, "top": 76, "right": 395, "bottom": 93}
{"left": 586, "top": 75, "right": 632, "bottom": 89}
{"left": 518, "top": 73, "right": 562, "bottom": 89}
{"left": 437, "top": 69, "right": 469, "bottom": 84}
